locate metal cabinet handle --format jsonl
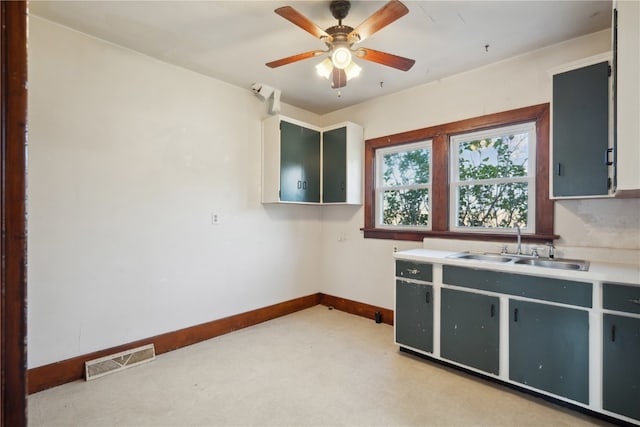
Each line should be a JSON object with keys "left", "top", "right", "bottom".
{"left": 556, "top": 163, "right": 562, "bottom": 176}
{"left": 514, "top": 308, "right": 519, "bottom": 323}
{"left": 490, "top": 304, "right": 495, "bottom": 318}
{"left": 303, "top": 181, "right": 307, "bottom": 190}
{"left": 425, "top": 291, "right": 431, "bottom": 304}
{"left": 611, "top": 325, "right": 616, "bottom": 342}
{"left": 605, "top": 148, "right": 614, "bottom": 166}
{"left": 297, "top": 180, "right": 302, "bottom": 189}
{"left": 628, "top": 298, "right": 640, "bottom": 305}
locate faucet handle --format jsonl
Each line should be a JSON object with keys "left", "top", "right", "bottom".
{"left": 546, "top": 242, "right": 555, "bottom": 259}
{"left": 500, "top": 244, "right": 509, "bottom": 254}
{"left": 530, "top": 247, "right": 539, "bottom": 258}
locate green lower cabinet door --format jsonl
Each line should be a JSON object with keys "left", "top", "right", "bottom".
{"left": 440, "top": 288, "right": 500, "bottom": 374}
{"left": 396, "top": 280, "right": 433, "bottom": 353}
{"left": 509, "top": 300, "right": 589, "bottom": 403}
{"left": 603, "top": 314, "right": 640, "bottom": 421}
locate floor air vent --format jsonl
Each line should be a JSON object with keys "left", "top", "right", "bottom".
{"left": 85, "top": 344, "right": 156, "bottom": 381}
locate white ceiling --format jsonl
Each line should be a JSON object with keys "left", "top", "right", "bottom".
{"left": 29, "top": 1, "right": 612, "bottom": 115}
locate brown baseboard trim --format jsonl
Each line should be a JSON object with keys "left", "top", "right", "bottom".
{"left": 319, "top": 293, "right": 394, "bottom": 326}
{"left": 28, "top": 292, "right": 394, "bottom": 394}
{"left": 28, "top": 293, "right": 321, "bottom": 394}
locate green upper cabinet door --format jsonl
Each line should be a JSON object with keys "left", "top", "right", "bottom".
{"left": 322, "top": 127, "right": 347, "bottom": 203}
{"left": 280, "top": 120, "right": 320, "bottom": 203}
{"left": 279, "top": 120, "right": 305, "bottom": 202}
{"left": 321, "top": 122, "right": 363, "bottom": 204}
{"left": 552, "top": 60, "right": 611, "bottom": 197}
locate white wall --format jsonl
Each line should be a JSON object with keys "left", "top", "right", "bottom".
{"left": 27, "top": 17, "right": 323, "bottom": 368}
{"left": 320, "top": 29, "right": 640, "bottom": 310}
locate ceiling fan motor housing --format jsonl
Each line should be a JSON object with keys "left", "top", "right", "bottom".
{"left": 326, "top": 25, "right": 354, "bottom": 46}
{"left": 330, "top": 0, "right": 351, "bottom": 22}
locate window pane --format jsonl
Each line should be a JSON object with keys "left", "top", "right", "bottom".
{"left": 456, "top": 183, "right": 528, "bottom": 228}
{"left": 457, "top": 133, "right": 529, "bottom": 181}
{"left": 382, "top": 148, "right": 430, "bottom": 186}
{"left": 382, "top": 189, "right": 430, "bottom": 226}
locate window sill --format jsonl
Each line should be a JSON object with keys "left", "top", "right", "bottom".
{"left": 361, "top": 228, "right": 559, "bottom": 244}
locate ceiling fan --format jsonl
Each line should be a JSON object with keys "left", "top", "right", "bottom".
{"left": 266, "top": 0, "right": 415, "bottom": 89}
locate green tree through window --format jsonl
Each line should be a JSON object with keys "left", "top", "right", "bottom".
{"left": 378, "top": 142, "right": 431, "bottom": 227}
{"left": 452, "top": 123, "right": 535, "bottom": 231}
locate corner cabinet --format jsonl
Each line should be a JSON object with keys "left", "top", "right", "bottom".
{"left": 261, "top": 115, "right": 363, "bottom": 205}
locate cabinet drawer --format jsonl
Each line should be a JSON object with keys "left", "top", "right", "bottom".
{"left": 603, "top": 283, "right": 640, "bottom": 314}
{"left": 396, "top": 261, "right": 433, "bottom": 282}
{"left": 443, "top": 265, "right": 592, "bottom": 307}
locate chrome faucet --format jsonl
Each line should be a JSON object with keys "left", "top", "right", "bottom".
{"left": 516, "top": 225, "right": 523, "bottom": 255}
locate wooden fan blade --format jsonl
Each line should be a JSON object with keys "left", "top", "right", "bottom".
{"left": 355, "top": 48, "right": 415, "bottom": 71}
{"left": 348, "top": 0, "right": 409, "bottom": 43}
{"left": 266, "top": 50, "right": 325, "bottom": 68}
{"left": 275, "top": 6, "right": 333, "bottom": 42}
{"left": 331, "top": 68, "right": 347, "bottom": 88}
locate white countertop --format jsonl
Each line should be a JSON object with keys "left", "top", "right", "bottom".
{"left": 395, "top": 248, "right": 640, "bottom": 286}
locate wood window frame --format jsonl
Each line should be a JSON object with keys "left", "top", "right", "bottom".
{"left": 363, "top": 103, "right": 556, "bottom": 243}
{"left": 1, "top": 1, "right": 29, "bottom": 425}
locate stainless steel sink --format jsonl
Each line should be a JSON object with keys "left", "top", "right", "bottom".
{"left": 447, "top": 252, "right": 516, "bottom": 263}
{"left": 514, "top": 258, "right": 589, "bottom": 271}
{"left": 447, "top": 251, "right": 590, "bottom": 271}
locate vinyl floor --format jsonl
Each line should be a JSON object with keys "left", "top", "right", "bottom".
{"left": 28, "top": 305, "right": 614, "bottom": 426}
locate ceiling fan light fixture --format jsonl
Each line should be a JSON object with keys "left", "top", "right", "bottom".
{"left": 331, "top": 46, "right": 352, "bottom": 69}
{"left": 268, "top": 1, "right": 415, "bottom": 90}
{"left": 344, "top": 61, "right": 362, "bottom": 80}
{"left": 315, "top": 58, "right": 333, "bottom": 79}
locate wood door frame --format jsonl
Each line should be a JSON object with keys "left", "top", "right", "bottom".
{"left": 1, "top": 1, "right": 28, "bottom": 426}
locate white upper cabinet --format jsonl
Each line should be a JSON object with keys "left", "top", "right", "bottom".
{"left": 614, "top": 1, "right": 640, "bottom": 196}
{"left": 549, "top": 2, "right": 639, "bottom": 199}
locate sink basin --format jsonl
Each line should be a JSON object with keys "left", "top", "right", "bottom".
{"left": 448, "top": 253, "right": 515, "bottom": 263}
{"left": 447, "top": 252, "right": 590, "bottom": 271}
{"left": 514, "top": 258, "right": 589, "bottom": 271}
